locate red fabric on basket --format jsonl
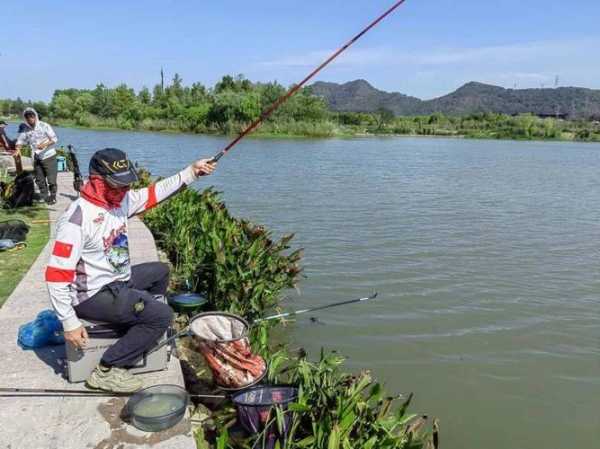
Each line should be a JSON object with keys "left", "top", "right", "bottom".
{"left": 197, "top": 337, "right": 266, "bottom": 389}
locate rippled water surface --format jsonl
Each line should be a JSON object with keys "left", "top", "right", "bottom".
{"left": 13, "top": 123, "right": 599, "bottom": 448}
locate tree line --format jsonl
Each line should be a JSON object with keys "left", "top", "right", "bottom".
{"left": 2, "top": 74, "right": 600, "bottom": 141}
{"left": 2, "top": 74, "right": 332, "bottom": 136}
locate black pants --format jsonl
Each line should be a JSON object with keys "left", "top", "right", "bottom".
{"left": 74, "top": 262, "right": 173, "bottom": 368}
{"left": 34, "top": 154, "right": 57, "bottom": 199}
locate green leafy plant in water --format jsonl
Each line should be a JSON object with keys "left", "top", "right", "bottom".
{"left": 143, "top": 186, "right": 303, "bottom": 326}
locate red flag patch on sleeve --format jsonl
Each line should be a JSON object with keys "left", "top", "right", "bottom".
{"left": 45, "top": 266, "right": 76, "bottom": 283}
{"left": 52, "top": 241, "right": 73, "bottom": 258}
{"left": 144, "top": 184, "right": 158, "bottom": 210}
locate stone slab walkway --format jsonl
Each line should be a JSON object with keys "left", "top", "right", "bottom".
{"left": 0, "top": 173, "right": 195, "bottom": 449}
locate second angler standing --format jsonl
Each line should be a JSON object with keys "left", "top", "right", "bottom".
{"left": 15, "top": 107, "right": 59, "bottom": 204}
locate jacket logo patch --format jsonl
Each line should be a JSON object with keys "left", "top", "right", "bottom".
{"left": 103, "top": 225, "right": 129, "bottom": 274}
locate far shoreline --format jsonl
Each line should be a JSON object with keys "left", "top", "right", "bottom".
{"left": 6, "top": 117, "right": 600, "bottom": 145}
{"left": 48, "top": 121, "right": 600, "bottom": 146}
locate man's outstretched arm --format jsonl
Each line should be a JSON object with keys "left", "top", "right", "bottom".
{"left": 126, "top": 159, "right": 216, "bottom": 217}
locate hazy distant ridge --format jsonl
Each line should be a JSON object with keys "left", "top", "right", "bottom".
{"left": 309, "top": 80, "right": 600, "bottom": 118}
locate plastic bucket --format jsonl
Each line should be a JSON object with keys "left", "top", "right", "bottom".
{"left": 168, "top": 293, "right": 207, "bottom": 314}
{"left": 126, "top": 384, "right": 189, "bottom": 432}
{"left": 56, "top": 156, "right": 67, "bottom": 172}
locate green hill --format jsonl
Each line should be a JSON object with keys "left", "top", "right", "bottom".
{"left": 310, "top": 80, "right": 600, "bottom": 118}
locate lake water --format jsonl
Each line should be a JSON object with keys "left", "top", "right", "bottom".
{"left": 8, "top": 123, "right": 599, "bottom": 448}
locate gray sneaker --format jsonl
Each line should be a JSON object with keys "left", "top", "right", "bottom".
{"left": 86, "top": 364, "right": 143, "bottom": 393}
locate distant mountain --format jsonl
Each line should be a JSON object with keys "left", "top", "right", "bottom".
{"left": 309, "top": 80, "right": 600, "bottom": 118}
{"left": 309, "top": 80, "right": 422, "bottom": 116}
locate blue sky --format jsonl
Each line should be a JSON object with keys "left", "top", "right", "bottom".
{"left": 1, "top": 0, "right": 600, "bottom": 101}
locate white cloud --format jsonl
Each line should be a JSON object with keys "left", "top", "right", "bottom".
{"left": 256, "top": 37, "right": 600, "bottom": 71}
{"left": 408, "top": 38, "right": 600, "bottom": 66}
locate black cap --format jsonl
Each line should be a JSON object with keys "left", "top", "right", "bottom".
{"left": 0, "top": 120, "right": 7, "bottom": 125}
{"left": 89, "top": 148, "right": 138, "bottom": 186}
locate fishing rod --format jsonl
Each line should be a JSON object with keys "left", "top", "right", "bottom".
{"left": 149, "top": 292, "right": 379, "bottom": 354}
{"left": 0, "top": 387, "right": 225, "bottom": 399}
{"left": 211, "top": 0, "right": 408, "bottom": 162}
{"left": 254, "top": 292, "right": 379, "bottom": 323}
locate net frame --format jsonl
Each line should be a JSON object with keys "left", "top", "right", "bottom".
{"left": 231, "top": 385, "right": 299, "bottom": 448}
{"left": 189, "top": 311, "right": 250, "bottom": 343}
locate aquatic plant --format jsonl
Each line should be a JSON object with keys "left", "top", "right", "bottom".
{"left": 212, "top": 350, "right": 436, "bottom": 449}
{"left": 143, "top": 187, "right": 303, "bottom": 324}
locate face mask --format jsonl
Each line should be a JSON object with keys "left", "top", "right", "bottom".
{"left": 80, "top": 176, "right": 129, "bottom": 209}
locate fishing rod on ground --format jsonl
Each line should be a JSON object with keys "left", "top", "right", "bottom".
{"left": 3, "top": 383, "right": 302, "bottom": 434}
{"left": 0, "top": 387, "right": 225, "bottom": 399}
{"left": 210, "top": 0, "right": 408, "bottom": 163}
{"left": 150, "top": 292, "right": 379, "bottom": 354}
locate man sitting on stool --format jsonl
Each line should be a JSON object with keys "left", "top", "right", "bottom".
{"left": 46, "top": 148, "right": 216, "bottom": 392}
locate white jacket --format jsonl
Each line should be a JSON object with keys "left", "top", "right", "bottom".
{"left": 16, "top": 107, "right": 58, "bottom": 160}
{"left": 46, "top": 166, "right": 197, "bottom": 331}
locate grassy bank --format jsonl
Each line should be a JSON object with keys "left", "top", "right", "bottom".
{"left": 52, "top": 117, "right": 350, "bottom": 139}
{"left": 0, "top": 205, "right": 49, "bottom": 306}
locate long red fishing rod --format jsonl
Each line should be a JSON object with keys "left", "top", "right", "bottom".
{"left": 211, "top": 0, "right": 408, "bottom": 162}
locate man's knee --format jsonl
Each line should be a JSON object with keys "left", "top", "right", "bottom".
{"left": 141, "top": 300, "right": 173, "bottom": 329}
{"left": 155, "top": 262, "right": 170, "bottom": 280}
{"left": 153, "top": 262, "right": 170, "bottom": 295}
{"left": 143, "top": 261, "right": 170, "bottom": 283}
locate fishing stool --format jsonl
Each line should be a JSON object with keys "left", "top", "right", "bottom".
{"left": 65, "top": 295, "right": 172, "bottom": 383}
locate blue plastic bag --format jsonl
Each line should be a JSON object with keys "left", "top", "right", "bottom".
{"left": 18, "top": 310, "right": 65, "bottom": 349}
